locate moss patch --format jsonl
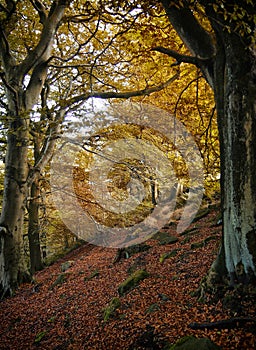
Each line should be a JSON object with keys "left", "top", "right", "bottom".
{"left": 34, "top": 330, "right": 47, "bottom": 344}
{"left": 103, "top": 297, "right": 121, "bottom": 322}
{"left": 160, "top": 249, "right": 179, "bottom": 263}
{"left": 49, "top": 273, "right": 66, "bottom": 290}
{"left": 118, "top": 270, "right": 149, "bottom": 296}
{"left": 84, "top": 269, "right": 99, "bottom": 282}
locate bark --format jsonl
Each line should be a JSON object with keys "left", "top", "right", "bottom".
{"left": 0, "top": 1, "right": 69, "bottom": 296}
{"left": 0, "top": 108, "right": 30, "bottom": 296}
{"left": 214, "top": 34, "right": 256, "bottom": 283}
{"left": 160, "top": 1, "right": 256, "bottom": 285}
{"left": 28, "top": 177, "right": 43, "bottom": 275}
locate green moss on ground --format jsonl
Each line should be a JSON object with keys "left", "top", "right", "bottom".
{"left": 103, "top": 297, "right": 121, "bottom": 322}
{"left": 118, "top": 270, "right": 149, "bottom": 296}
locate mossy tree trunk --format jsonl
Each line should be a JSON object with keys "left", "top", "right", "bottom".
{"left": 0, "top": 1, "right": 68, "bottom": 296}
{"left": 159, "top": 0, "right": 256, "bottom": 286}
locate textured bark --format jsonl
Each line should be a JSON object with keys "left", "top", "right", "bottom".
{"left": 160, "top": 1, "right": 256, "bottom": 285}
{"left": 215, "top": 35, "right": 256, "bottom": 283}
{"left": 0, "top": 1, "right": 69, "bottom": 296}
{"left": 0, "top": 108, "right": 30, "bottom": 296}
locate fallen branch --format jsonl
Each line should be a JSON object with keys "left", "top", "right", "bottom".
{"left": 189, "top": 317, "right": 256, "bottom": 330}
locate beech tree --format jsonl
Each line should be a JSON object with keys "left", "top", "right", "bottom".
{"left": 153, "top": 0, "right": 256, "bottom": 286}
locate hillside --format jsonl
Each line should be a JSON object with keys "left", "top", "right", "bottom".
{"left": 0, "top": 204, "right": 255, "bottom": 350}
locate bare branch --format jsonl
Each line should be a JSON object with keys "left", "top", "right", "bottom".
{"left": 0, "top": 24, "right": 16, "bottom": 69}
{"left": 17, "top": 0, "right": 70, "bottom": 77}
{"left": 29, "top": 0, "right": 47, "bottom": 25}
{"left": 64, "top": 73, "right": 180, "bottom": 107}
{"left": 2, "top": 0, "right": 16, "bottom": 15}
{"left": 0, "top": 4, "right": 9, "bottom": 13}
{"left": 152, "top": 46, "right": 200, "bottom": 65}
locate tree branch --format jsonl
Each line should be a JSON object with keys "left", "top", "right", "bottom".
{"left": 64, "top": 73, "right": 179, "bottom": 107}
{"left": 2, "top": 0, "right": 16, "bottom": 16}
{"left": 160, "top": 0, "right": 215, "bottom": 87}
{"left": 152, "top": 46, "right": 200, "bottom": 65}
{"left": 17, "top": 0, "right": 70, "bottom": 77}
{"left": 29, "top": 0, "right": 47, "bottom": 25}
{"left": 0, "top": 4, "right": 9, "bottom": 13}
{"left": 161, "top": 1, "right": 215, "bottom": 59}
{"left": 0, "top": 24, "right": 16, "bottom": 70}
{"left": 189, "top": 317, "right": 256, "bottom": 330}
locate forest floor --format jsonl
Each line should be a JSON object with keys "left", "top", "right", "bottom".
{"left": 0, "top": 202, "right": 255, "bottom": 350}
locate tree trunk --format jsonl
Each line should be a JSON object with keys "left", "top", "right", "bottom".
{"left": 211, "top": 33, "right": 256, "bottom": 284}
{"left": 28, "top": 177, "right": 43, "bottom": 275}
{"left": 0, "top": 112, "right": 30, "bottom": 297}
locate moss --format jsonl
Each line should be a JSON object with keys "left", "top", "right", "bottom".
{"left": 247, "top": 230, "right": 256, "bottom": 267}
{"left": 84, "top": 269, "right": 99, "bottom": 282}
{"left": 61, "top": 260, "right": 74, "bottom": 272}
{"left": 113, "top": 243, "right": 150, "bottom": 263}
{"left": 118, "top": 269, "right": 149, "bottom": 296}
{"left": 145, "top": 303, "right": 160, "bottom": 314}
{"left": 103, "top": 297, "right": 121, "bottom": 322}
{"left": 190, "top": 236, "right": 217, "bottom": 249}
{"left": 192, "top": 208, "right": 210, "bottom": 223}
{"left": 34, "top": 330, "right": 47, "bottom": 343}
{"left": 204, "top": 236, "right": 218, "bottom": 244}
{"left": 160, "top": 249, "right": 179, "bottom": 263}
{"left": 49, "top": 273, "right": 66, "bottom": 290}
{"left": 191, "top": 241, "right": 204, "bottom": 249}
{"left": 44, "top": 239, "right": 85, "bottom": 266}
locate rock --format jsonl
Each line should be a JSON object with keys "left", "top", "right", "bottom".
{"left": 84, "top": 269, "right": 99, "bottom": 282}
{"left": 169, "top": 336, "right": 221, "bottom": 350}
{"left": 191, "top": 241, "right": 204, "bottom": 249}
{"left": 118, "top": 270, "right": 149, "bottom": 296}
{"left": 49, "top": 273, "right": 66, "bottom": 290}
{"left": 61, "top": 260, "right": 74, "bottom": 272}
{"left": 152, "top": 231, "right": 178, "bottom": 245}
{"left": 159, "top": 249, "right": 179, "bottom": 263}
{"left": 146, "top": 303, "right": 160, "bottom": 314}
{"left": 103, "top": 297, "right": 121, "bottom": 322}
{"left": 192, "top": 207, "right": 210, "bottom": 223}
{"left": 113, "top": 243, "right": 150, "bottom": 263}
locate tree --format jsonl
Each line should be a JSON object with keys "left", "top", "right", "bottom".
{"left": 0, "top": 0, "right": 178, "bottom": 296}
{"left": 154, "top": 0, "right": 256, "bottom": 286}
{"left": 0, "top": 0, "right": 69, "bottom": 296}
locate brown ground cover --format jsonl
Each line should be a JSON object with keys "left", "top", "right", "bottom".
{"left": 0, "top": 205, "right": 255, "bottom": 349}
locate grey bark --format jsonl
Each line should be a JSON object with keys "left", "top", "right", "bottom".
{"left": 160, "top": 1, "right": 256, "bottom": 283}
{"left": 0, "top": 1, "right": 69, "bottom": 296}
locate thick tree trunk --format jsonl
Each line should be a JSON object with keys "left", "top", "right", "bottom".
{"left": 0, "top": 113, "right": 30, "bottom": 297}
{"left": 0, "top": 1, "right": 69, "bottom": 296}
{"left": 211, "top": 35, "right": 256, "bottom": 284}
{"left": 160, "top": 0, "right": 256, "bottom": 287}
